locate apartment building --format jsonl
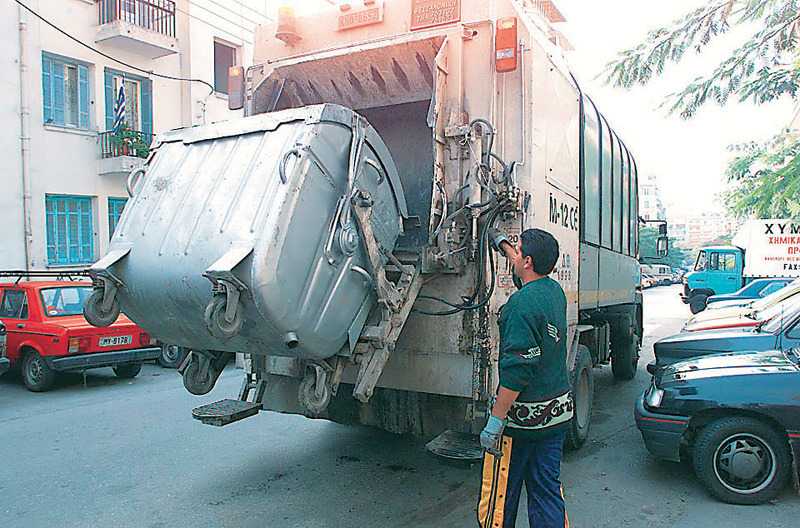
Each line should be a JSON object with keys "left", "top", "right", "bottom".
{"left": 638, "top": 173, "right": 666, "bottom": 222}
{"left": 2, "top": 0, "right": 272, "bottom": 270}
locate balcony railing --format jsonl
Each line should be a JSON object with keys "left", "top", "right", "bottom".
{"left": 99, "top": 130, "right": 153, "bottom": 159}
{"left": 97, "top": 0, "right": 176, "bottom": 39}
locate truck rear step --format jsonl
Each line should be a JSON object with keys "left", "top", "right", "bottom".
{"left": 192, "top": 399, "right": 262, "bottom": 427}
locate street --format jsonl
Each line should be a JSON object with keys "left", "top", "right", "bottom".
{"left": 1, "top": 285, "right": 797, "bottom": 528}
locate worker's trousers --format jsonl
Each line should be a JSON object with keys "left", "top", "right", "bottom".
{"left": 478, "top": 430, "right": 568, "bottom": 528}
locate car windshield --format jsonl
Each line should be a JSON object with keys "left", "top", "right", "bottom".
{"left": 694, "top": 251, "right": 706, "bottom": 271}
{"left": 751, "top": 278, "right": 800, "bottom": 312}
{"left": 40, "top": 287, "right": 93, "bottom": 317}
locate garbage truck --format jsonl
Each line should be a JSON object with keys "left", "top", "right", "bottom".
{"left": 682, "top": 219, "right": 800, "bottom": 313}
{"left": 85, "top": 0, "right": 659, "bottom": 452}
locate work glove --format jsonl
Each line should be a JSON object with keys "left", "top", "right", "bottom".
{"left": 487, "top": 227, "right": 510, "bottom": 253}
{"left": 480, "top": 415, "right": 506, "bottom": 453}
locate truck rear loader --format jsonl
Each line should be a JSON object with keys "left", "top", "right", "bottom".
{"left": 85, "top": 0, "right": 653, "bottom": 452}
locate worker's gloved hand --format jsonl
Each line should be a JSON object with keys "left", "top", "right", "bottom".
{"left": 487, "top": 227, "right": 510, "bottom": 253}
{"left": 480, "top": 415, "right": 506, "bottom": 452}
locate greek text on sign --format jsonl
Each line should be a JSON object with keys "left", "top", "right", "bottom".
{"left": 338, "top": 3, "right": 384, "bottom": 31}
{"left": 410, "top": 0, "right": 461, "bottom": 31}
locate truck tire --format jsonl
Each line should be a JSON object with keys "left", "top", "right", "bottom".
{"left": 689, "top": 294, "right": 708, "bottom": 314}
{"left": 113, "top": 363, "right": 142, "bottom": 379}
{"left": 692, "top": 416, "right": 791, "bottom": 505}
{"left": 612, "top": 315, "right": 639, "bottom": 381}
{"left": 22, "top": 351, "right": 56, "bottom": 392}
{"left": 158, "top": 344, "right": 188, "bottom": 369}
{"left": 565, "top": 345, "right": 594, "bottom": 450}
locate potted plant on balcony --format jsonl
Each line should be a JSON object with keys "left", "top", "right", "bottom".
{"left": 110, "top": 125, "right": 150, "bottom": 159}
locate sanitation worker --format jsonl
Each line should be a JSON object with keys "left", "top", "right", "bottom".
{"left": 477, "top": 227, "right": 573, "bottom": 528}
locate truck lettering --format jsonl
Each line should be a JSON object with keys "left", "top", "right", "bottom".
{"left": 548, "top": 193, "right": 578, "bottom": 232}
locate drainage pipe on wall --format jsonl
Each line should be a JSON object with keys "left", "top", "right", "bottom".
{"left": 18, "top": 4, "right": 33, "bottom": 270}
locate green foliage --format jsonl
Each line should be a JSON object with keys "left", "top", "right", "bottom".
{"left": 639, "top": 226, "right": 692, "bottom": 269}
{"left": 603, "top": 1, "right": 800, "bottom": 219}
{"left": 110, "top": 125, "right": 150, "bottom": 159}
{"left": 723, "top": 130, "right": 800, "bottom": 216}
{"left": 603, "top": 0, "right": 800, "bottom": 118}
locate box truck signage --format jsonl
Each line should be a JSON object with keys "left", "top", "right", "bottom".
{"left": 410, "top": 0, "right": 461, "bottom": 31}
{"left": 338, "top": 2, "right": 384, "bottom": 31}
{"left": 732, "top": 219, "right": 800, "bottom": 277}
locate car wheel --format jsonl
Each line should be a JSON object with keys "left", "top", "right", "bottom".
{"left": 692, "top": 416, "right": 791, "bottom": 505}
{"left": 565, "top": 345, "right": 594, "bottom": 450}
{"left": 158, "top": 344, "right": 188, "bottom": 369}
{"left": 113, "top": 363, "right": 142, "bottom": 379}
{"left": 22, "top": 351, "right": 56, "bottom": 392}
{"left": 689, "top": 294, "right": 708, "bottom": 314}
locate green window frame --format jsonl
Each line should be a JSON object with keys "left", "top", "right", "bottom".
{"left": 42, "top": 52, "right": 91, "bottom": 130}
{"left": 108, "top": 197, "right": 128, "bottom": 239}
{"left": 45, "top": 195, "right": 95, "bottom": 265}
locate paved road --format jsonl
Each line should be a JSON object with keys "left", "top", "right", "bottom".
{"left": 1, "top": 285, "right": 797, "bottom": 527}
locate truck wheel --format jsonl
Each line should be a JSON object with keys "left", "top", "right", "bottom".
{"left": 113, "top": 363, "right": 142, "bottom": 379}
{"left": 22, "top": 351, "right": 56, "bottom": 392}
{"left": 689, "top": 294, "right": 708, "bottom": 314}
{"left": 692, "top": 416, "right": 791, "bottom": 504}
{"left": 612, "top": 319, "right": 639, "bottom": 381}
{"left": 158, "top": 344, "right": 188, "bottom": 369}
{"left": 83, "top": 289, "right": 120, "bottom": 327}
{"left": 565, "top": 345, "right": 594, "bottom": 450}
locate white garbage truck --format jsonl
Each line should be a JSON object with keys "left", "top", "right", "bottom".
{"left": 85, "top": 0, "right": 661, "bottom": 452}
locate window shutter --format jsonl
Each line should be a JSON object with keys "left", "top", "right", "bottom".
{"left": 141, "top": 78, "right": 153, "bottom": 137}
{"left": 42, "top": 55, "right": 53, "bottom": 124}
{"left": 78, "top": 64, "right": 90, "bottom": 130}
{"left": 104, "top": 68, "right": 114, "bottom": 131}
{"left": 52, "top": 60, "right": 65, "bottom": 126}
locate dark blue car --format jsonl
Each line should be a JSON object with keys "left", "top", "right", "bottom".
{"left": 705, "top": 278, "right": 792, "bottom": 309}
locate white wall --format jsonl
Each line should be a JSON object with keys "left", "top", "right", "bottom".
{"left": 1, "top": 0, "right": 271, "bottom": 271}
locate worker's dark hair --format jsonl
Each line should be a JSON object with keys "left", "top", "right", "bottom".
{"left": 520, "top": 228, "right": 559, "bottom": 275}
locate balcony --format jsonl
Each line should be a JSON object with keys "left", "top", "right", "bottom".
{"left": 96, "top": 0, "right": 178, "bottom": 59}
{"left": 98, "top": 130, "right": 153, "bottom": 176}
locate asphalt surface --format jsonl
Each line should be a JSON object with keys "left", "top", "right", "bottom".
{"left": 1, "top": 285, "right": 798, "bottom": 527}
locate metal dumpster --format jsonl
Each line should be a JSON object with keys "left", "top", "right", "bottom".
{"left": 87, "top": 104, "right": 408, "bottom": 365}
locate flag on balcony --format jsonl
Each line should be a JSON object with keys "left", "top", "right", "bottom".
{"left": 113, "top": 84, "right": 126, "bottom": 133}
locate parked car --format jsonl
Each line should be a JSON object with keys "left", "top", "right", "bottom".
{"left": 684, "top": 294, "right": 799, "bottom": 333}
{"left": 706, "top": 278, "right": 792, "bottom": 309}
{"left": 683, "top": 279, "right": 800, "bottom": 332}
{"left": 635, "top": 349, "right": 800, "bottom": 504}
{"left": 650, "top": 301, "right": 800, "bottom": 369}
{"left": 0, "top": 278, "right": 161, "bottom": 391}
{"left": 641, "top": 274, "right": 656, "bottom": 289}
{"left": 0, "top": 321, "right": 8, "bottom": 376}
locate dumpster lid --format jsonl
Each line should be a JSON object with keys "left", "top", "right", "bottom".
{"left": 154, "top": 104, "right": 408, "bottom": 218}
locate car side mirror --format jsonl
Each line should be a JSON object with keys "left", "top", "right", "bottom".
{"left": 656, "top": 236, "right": 669, "bottom": 257}
{"left": 228, "top": 66, "right": 245, "bottom": 111}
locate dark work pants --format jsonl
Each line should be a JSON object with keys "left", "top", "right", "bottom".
{"left": 503, "top": 430, "right": 567, "bottom": 528}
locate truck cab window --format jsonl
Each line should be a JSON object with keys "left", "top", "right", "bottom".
{"left": 695, "top": 251, "right": 707, "bottom": 271}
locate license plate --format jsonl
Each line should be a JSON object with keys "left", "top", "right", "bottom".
{"left": 99, "top": 335, "right": 132, "bottom": 347}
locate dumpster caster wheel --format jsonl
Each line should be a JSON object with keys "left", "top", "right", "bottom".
{"left": 83, "top": 288, "right": 120, "bottom": 327}
{"left": 299, "top": 365, "right": 331, "bottom": 416}
{"left": 205, "top": 295, "right": 243, "bottom": 339}
{"left": 181, "top": 351, "right": 230, "bottom": 396}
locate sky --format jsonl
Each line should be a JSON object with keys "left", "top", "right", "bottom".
{"left": 556, "top": 0, "right": 795, "bottom": 218}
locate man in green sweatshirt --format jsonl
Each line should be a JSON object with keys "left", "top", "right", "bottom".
{"left": 477, "top": 227, "right": 572, "bottom": 528}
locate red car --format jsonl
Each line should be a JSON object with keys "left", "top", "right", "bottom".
{"left": 0, "top": 278, "right": 160, "bottom": 391}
